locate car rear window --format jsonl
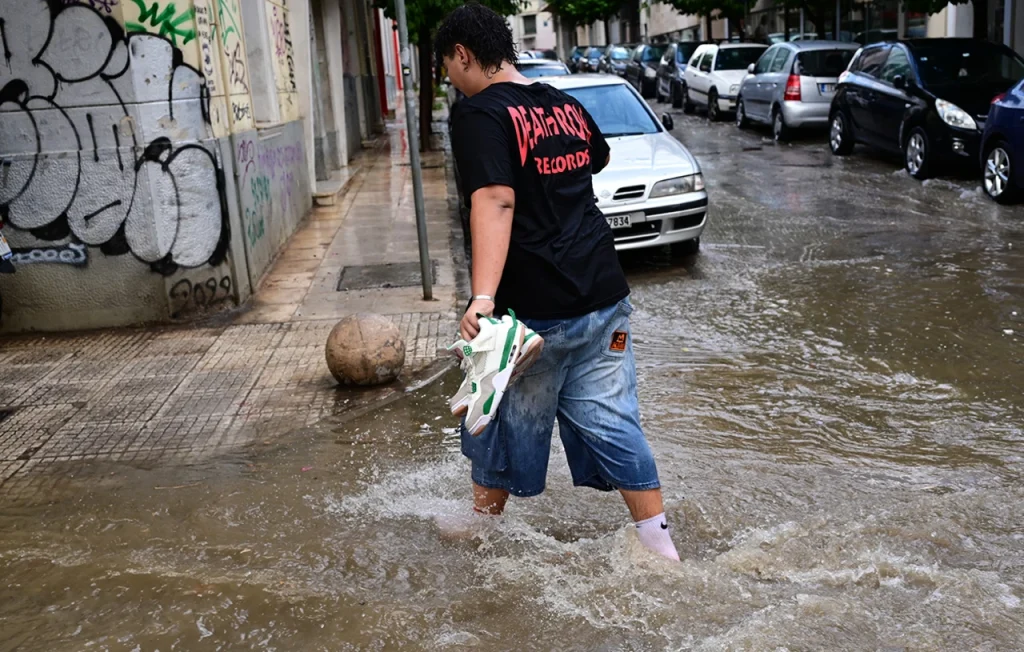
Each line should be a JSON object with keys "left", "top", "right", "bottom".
{"left": 643, "top": 46, "right": 666, "bottom": 62}
{"left": 795, "top": 49, "right": 855, "bottom": 77}
{"left": 677, "top": 43, "right": 700, "bottom": 63}
{"left": 715, "top": 47, "right": 767, "bottom": 71}
{"left": 852, "top": 45, "right": 889, "bottom": 77}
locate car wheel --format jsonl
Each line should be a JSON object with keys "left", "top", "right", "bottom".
{"left": 983, "top": 141, "right": 1019, "bottom": 204}
{"left": 672, "top": 83, "right": 683, "bottom": 109}
{"left": 671, "top": 237, "right": 700, "bottom": 258}
{"left": 708, "top": 89, "right": 720, "bottom": 121}
{"left": 829, "top": 111, "right": 854, "bottom": 156}
{"left": 683, "top": 87, "right": 695, "bottom": 114}
{"left": 736, "top": 97, "right": 749, "bottom": 129}
{"left": 904, "top": 126, "right": 932, "bottom": 180}
{"left": 772, "top": 107, "right": 790, "bottom": 142}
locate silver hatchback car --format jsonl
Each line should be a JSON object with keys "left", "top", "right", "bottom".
{"left": 736, "top": 41, "right": 859, "bottom": 141}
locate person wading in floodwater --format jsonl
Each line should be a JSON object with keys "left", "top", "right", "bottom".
{"left": 437, "top": 3, "right": 679, "bottom": 561}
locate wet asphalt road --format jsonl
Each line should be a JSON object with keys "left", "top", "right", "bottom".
{"left": 2, "top": 103, "right": 1024, "bottom": 650}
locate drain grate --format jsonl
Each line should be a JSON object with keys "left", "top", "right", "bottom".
{"left": 337, "top": 261, "right": 437, "bottom": 291}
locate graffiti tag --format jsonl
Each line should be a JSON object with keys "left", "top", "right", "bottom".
{"left": 168, "top": 275, "right": 232, "bottom": 317}
{"left": 126, "top": 0, "right": 196, "bottom": 46}
{"left": 11, "top": 242, "right": 88, "bottom": 267}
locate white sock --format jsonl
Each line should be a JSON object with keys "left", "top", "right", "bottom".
{"left": 635, "top": 512, "right": 680, "bottom": 561}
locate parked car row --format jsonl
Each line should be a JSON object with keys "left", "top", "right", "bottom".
{"left": 640, "top": 37, "right": 1024, "bottom": 203}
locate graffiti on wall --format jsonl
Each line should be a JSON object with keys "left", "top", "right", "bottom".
{"left": 11, "top": 242, "right": 89, "bottom": 267}
{"left": 168, "top": 274, "right": 232, "bottom": 317}
{"left": 0, "top": 0, "right": 230, "bottom": 277}
{"left": 125, "top": 0, "right": 196, "bottom": 46}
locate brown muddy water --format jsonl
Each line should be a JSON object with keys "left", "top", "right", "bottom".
{"left": 3, "top": 118, "right": 1024, "bottom": 650}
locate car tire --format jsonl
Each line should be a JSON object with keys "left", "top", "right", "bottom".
{"left": 736, "top": 97, "right": 750, "bottom": 129}
{"left": 671, "top": 237, "right": 700, "bottom": 258}
{"left": 829, "top": 111, "right": 854, "bottom": 156}
{"left": 707, "top": 89, "right": 720, "bottom": 121}
{"left": 683, "top": 88, "right": 695, "bottom": 114}
{"left": 904, "top": 126, "right": 933, "bottom": 180}
{"left": 672, "top": 83, "right": 683, "bottom": 109}
{"left": 772, "top": 107, "right": 790, "bottom": 142}
{"left": 983, "top": 140, "right": 1019, "bottom": 204}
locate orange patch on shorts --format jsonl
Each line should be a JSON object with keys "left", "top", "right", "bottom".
{"left": 610, "top": 330, "right": 627, "bottom": 352}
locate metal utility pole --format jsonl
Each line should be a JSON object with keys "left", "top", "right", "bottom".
{"left": 394, "top": 0, "right": 433, "bottom": 301}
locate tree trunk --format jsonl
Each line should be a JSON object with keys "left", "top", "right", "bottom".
{"left": 418, "top": 26, "right": 433, "bottom": 152}
{"left": 973, "top": 0, "right": 988, "bottom": 40}
{"left": 704, "top": 13, "right": 712, "bottom": 40}
{"left": 604, "top": 17, "right": 611, "bottom": 45}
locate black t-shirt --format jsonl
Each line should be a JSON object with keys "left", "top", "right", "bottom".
{"left": 451, "top": 81, "right": 629, "bottom": 320}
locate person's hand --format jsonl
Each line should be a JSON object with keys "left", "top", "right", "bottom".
{"left": 460, "top": 298, "right": 495, "bottom": 341}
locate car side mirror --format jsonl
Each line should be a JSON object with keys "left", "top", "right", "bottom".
{"left": 661, "top": 113, "right": 674, "bottom": 131}
{"left": 747, "top": 63, "right": 755, "bottom": 74}
{"left": 892, "top": 74, "right": 906, "bottom": 89}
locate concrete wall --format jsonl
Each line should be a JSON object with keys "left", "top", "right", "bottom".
{"left": 0, "top": 0, "right": 310, "bottom": 332}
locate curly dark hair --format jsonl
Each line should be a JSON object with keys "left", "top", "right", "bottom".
{"left": 434, "top": 3, "right": 517, "bottom": 75}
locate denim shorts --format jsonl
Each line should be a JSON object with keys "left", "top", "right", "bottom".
{"left": 461, "top": 298, "right": 661, "bottom": 497}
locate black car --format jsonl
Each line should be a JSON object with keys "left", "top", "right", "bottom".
{"left": 829, "top": 38, "right": 1024, "bottom": 180}
{"left": 655, "top": 41, "right": 704, "bottom": 107}
{"left": 597, "top": 43, "right": 635, "bottom": 77}
{"left": 567, "top": 46, "right": 588, "bottom": 73}
{"left": 625, "top": 43, "right": 667, "bottom": 98}
{"left": 578, "top": 46, "right": 605, "bottom": 73}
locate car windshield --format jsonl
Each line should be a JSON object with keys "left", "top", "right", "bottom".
{"left": 562, "top": 84, "right": 659, "bottom": 137}
{"left": 519, "top": 65, "right": 569, "bottom": 78}
{"left": 911, "top": 42, "right": 1024, "bottom": 88}
{"left": 677, "top": 43, "right": 700, "bottom": 63}
{"left": 586, "top": 48, "right": 603, "bottom": 59}
{"left": 795, "top": 49, "right": 855, "bottom": 77}
{"left": 610, "top": 47, "right": 631, "bottom": 60}
{"left": 715, "top": 47, "right": 766, "bottom": 70}
{"left": 642, "top": 46, "right": 666, "bottom": 62}
{"left": 572, "top": 46, "right": 587, "bottom": 56}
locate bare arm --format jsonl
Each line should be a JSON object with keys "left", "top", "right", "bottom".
{"left": 460, "top": 185, "right": 515, "bottom": 340}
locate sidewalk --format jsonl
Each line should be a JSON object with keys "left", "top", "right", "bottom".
{"left": 0, "top": 123, "right": 461, "bottom": 500}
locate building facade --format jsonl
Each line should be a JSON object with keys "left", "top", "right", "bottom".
{"left": 0, "top": 0, "right": 398, "bottom": 332}
{"left": 510, "top": 0, "right": 558, "bottom": 51}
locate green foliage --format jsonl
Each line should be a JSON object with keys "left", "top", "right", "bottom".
{"left": 659, "top": 0, "right": 746, "bottom": 22}
{"left": 374, "top": 0, "right": 527, "bottom": 43}
{"left": 546, "top": 0, "right": 625, "bottom": 28}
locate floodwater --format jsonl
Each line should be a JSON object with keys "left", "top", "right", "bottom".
{"left": 3, "top": 113, "right": 1024, "bottom": 650}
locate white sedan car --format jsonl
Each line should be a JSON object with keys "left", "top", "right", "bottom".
{"left": 544, "top": 75, "right": 708, "bottom": 253}
{"left": 682, "top": 43, "right": 768, "bottom": 121}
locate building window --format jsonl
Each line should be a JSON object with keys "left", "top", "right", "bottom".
{"left": 523, "top": 14, "right": 537, "bottom": 36}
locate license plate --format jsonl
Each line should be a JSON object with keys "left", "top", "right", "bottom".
{"left": 606, "top": 213, "right": 635, "bottom": 229}
{"left": 819, "top": 83, "right": 835, "bottom": 94}
{"left": 0, "top": 232, "right": 11, "bottom": 260}
{"left": 606, "top": 214, "right": 632, "bottom": 230}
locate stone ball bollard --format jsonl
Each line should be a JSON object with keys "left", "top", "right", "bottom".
{"left": 325, "top": 314, "right": 406, "bottom": 386}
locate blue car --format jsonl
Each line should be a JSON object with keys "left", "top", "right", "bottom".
{"left": 981, "top": 78, "right": 1024, "bottom": 203}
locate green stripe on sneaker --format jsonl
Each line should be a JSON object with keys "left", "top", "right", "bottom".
{"left": 499, "top": 321, "right": 519, "bottom": 371}
{"left": 482, "top": 391, "right": 495, "bottom": 415}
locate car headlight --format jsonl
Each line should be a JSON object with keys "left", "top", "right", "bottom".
{"left": 645, "top": 67, "right": 657, "bottom": 79}
{"left": 650, "top": 173, "right": 704, "bottom": 198}
{"left": 729, "top": 84, "right": 739, "bottom": 95}
{"left": 935, "top": 99, "right": 977, "bottom": 130}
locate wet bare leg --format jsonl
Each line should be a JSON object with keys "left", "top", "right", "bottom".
{"left": 473, "top": 483, "right": 510, "bottom": 515}
{"left": 619, "top": 488, "right": 665, "bottom": 521}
